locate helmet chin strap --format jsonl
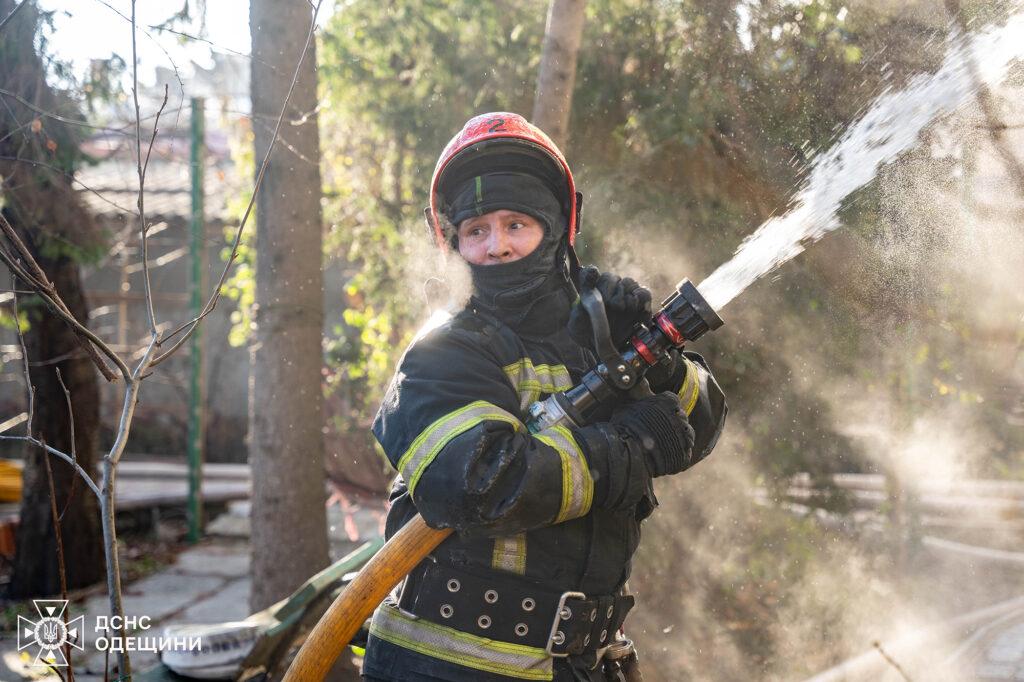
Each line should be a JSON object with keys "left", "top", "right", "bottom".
{"left": 566, "top": 190, "right": 584, "bottom": 292}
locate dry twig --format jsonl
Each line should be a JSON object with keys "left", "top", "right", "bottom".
{"left": 0, "top": 155, "right": 136, "bottom": 214}
{"left": 133, "top": 72, "right": 170, "bottom": 335}
{"left": 152, "top": 0, "right": 326, "bottom": 366}
{"left": 54, "top": 367, "right": 81, "bottom": 520}
{"left": 872, "top": 640, "right": 913, "bottom": 682}
{"left": 43, "top": 444, "right": 76, "bottom": 682}
{"left": 0, "top": 0, "right": 25, "bottom": 33}
{"left": 0, "top": 212, "right": 126, "bottom": 380}
{"left": 13, "top": 280, "right": 34, "bottom": 434}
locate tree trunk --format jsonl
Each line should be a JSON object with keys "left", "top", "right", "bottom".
{"left": 248, "top": 0, "right": 331, "bottom": 611}
{"left": 532, "top": 0, "right": 587, "bottom": 150}
{"left": 1, "top": 0, "right": 105, "bottom": 599}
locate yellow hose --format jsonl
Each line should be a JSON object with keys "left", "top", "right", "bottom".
{"left": 281, "top": 514, "right": 452, "bottom": 681}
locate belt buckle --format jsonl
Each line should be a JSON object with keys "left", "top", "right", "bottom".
{"left": 545, "top": 591, "right": 586, "bottom": 658}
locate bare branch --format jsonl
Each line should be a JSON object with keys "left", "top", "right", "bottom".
{"left": 0, "top": 435, "right": 101, "bottom": 499}
{"left": 151, "top": 0, "right": 325, "bottom": 367}
{"left": 0, "top": 252, "right": 125, "bottom": 381}
{"left": 0, "top": 210, "right": 51, "bottom": 284}
{"left": 0, "top": 87, "right": 127, "bottom": 135}
{"left": 141, "top": 86, "right": 169, "bottom": 184}
{"left": 872, "top": 641, "right": 913, "bottom": 682}
{"left": 93, "top": 0, "right": 185, "bottom": 133}
{"left": 0, "top": 0, "right": 26, "bottom": 33}
{"left": 54, "top": 367, "right": 81, "bottom": 521}
{"left": 42, "top": 440, "right": 77, "bottom": 682}
{"left": 0, "top": 214, "right": 129, "bottom": 380}
{"left": 41, "top": 661, "right": 66, "bottom": 682}
{"left": 146, "top": 24, "right": 281, "bottom": 73}
{"left": 131, "top": 36, "right": 169, "bottom": 335}
{"left": 12, "top": 283, "right": 33, "bottom": 435}
{"left": 0, "top": 155, "right": 136, "bottom": 214}
{"left": 109, "top": 335, "right": 159, "bottom": 467}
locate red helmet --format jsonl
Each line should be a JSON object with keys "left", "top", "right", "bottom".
{"left": 428, "top": 112, "right": 579, "bottom": 250}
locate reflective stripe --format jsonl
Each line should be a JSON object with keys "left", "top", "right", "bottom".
{"left": 370, "top": 602, "right": 553, "bottom": 680}
{"left": 398, "top": 401, "right": 523, "bottom": 494}
{"left": 491, "top": 533, "right": 527, "bottom": 574}
{"left": 503, "top": 359, "right": 573, "bottom": 412}
{"left": 534, "top": 424, "right": 593, "bottom": 523}
{"left": 678, "top": 358, "right": 701, "bottom": 416}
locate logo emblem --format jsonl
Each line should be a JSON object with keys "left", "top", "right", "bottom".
{"left": 17, "top": 600, "right": 84, "bottom": 667}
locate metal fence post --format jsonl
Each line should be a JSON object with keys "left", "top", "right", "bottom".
{"left": 187, "top": 97, "right": 206, "bottom": 543}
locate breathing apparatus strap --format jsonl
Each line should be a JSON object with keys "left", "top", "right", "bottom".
{"left": 567, "top": 191, "right": 584, "bottom": 289}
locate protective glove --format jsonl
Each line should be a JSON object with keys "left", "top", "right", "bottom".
{"left": 609, "top": 392, "right": 695, "bottom": 478}
{"left": 576, "top": 391, "right": 696, "bottom": 512}
{"left": 568, "top": 266, "right": 653, "bottom": 350}
{"left": 644, "top": 347, "right": 686, "bottom": 394}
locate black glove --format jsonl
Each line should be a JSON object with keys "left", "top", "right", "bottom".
{"left": 575, "top": 392, "right": 696, "bottom": 512}
{"left": 644, "top": 347, "right": 686, "bottom": 394}
{"left": 568, "top": 266, "right": 653, "bottom": 350}
{"left": 609, "top": 392, "right": 695, "bottom": 478}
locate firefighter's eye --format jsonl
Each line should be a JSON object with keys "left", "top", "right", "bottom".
{"left": 509, "top": 221, "right": 525, "bottom": 230}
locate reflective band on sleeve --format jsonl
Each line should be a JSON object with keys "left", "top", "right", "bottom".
{"left": 503, "top": 359, "right": 573, "bottom": 412}
{"left": 370, "top": 602, "right": 553, "bottom": 680}
{"left": 398, "top": 401, "right": 523, "bottom": 494}
{"left": 491, "top": 533, "right": 527, "bottom": 574}
{"left": 534, "top": 424, "right": 593, "bottom": 523}
{"left": 678, "top": 358, "right": 701, "bottom": 416}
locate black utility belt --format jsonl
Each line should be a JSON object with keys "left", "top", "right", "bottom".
{"left": 397, "top": 558, "right": 634, "bottom": 658}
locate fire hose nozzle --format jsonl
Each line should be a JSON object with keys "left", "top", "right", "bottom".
{"left": 657, "top": 278, "right": 724, "bottom": 345}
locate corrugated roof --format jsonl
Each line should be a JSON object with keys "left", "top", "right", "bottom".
{"left": 77, "top": 123, "right": 241, "bottom": 221}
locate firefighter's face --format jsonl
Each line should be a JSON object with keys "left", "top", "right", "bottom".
{"left": 457, "top": 210, "right": 545, "bottom": 265}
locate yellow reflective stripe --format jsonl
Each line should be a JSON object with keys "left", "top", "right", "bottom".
{"left": 491, "top": 533, "right": 526, "bottom": 574}
{"left": 370, "top": 603, "right": 553, "bottom": 680}
{"left": 503, "top": 359, "right": 573, "bottom": 412}
{"left": 398, "top": 401, "right": 522, "bottom": 494}
{"left": 535, "top": 424, "right": 593, "bottom": 523}
{"left": 678, "top": 358, "right": 701, "bottom": 416}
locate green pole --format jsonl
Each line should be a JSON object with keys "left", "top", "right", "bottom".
{"left": 187, "top": 97, "right": 206, "bottom": 543}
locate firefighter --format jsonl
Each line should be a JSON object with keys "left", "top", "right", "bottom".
{"left": 361, "top": 113, "right": 727, "bottom": 682}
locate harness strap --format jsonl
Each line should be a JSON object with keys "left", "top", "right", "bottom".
{"left": 398, "top": 559, "right": 634, "bottom": 659}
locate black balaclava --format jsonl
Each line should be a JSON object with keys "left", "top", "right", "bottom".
{"left": 444, "top": 172, "right": 575, "bottom": 336}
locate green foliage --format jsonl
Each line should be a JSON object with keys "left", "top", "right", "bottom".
{"left": 311, "top": 0, "right": 974, "bottom": 469}
{"left": 0, "top": 305, "right": 28, "bottom": 333}
{"left": 316, "top": 0, "right": 549, "bottom": 425}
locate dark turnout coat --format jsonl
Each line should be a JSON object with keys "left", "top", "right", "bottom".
{"left": 362, "top": 297, "right": 727, "bottom": 682}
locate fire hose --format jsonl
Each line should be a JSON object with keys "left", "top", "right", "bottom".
{"left": 281, "top": 278, "right": 723, "bottom": 681}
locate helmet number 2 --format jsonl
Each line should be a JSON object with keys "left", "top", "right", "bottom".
{"left": 486, "top": 117, "right": 507, "bottom": 133}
